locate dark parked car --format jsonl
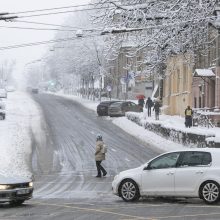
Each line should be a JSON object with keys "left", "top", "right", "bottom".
{"left": 0, "top": 174, "right": 33, "bottom": 206}
{"left": 97, "top": 101, "right": 119, "bottom": 116}
{"left": 31, "top": 88, "right": 39, "bottom": 94}
{"left": 108, "top": 101, "right": 143, "bottom": 117}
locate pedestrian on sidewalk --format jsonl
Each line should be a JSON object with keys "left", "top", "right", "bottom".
{"left": 153, "top": 100, "right": 160, "bottom": 120}
{"left": 145, "top": 97, "right": 153, "bottom": 117}
{"left": 95, "top": 134, "right": 107, "bottom": 178}
{"left": 185, "top": 105, "right": 193, "bottom": 128}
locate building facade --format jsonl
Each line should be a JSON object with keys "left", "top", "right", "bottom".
{"left": 163, "top": 54, "right": 193, "bottom": 116}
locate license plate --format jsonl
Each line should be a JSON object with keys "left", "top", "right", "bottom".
{"left": 17, "top": 189, "right": 30, "bottom": 195}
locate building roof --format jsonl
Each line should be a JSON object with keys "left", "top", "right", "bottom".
{"left": 194, "top": 69, "right": 215, "bottom": 77}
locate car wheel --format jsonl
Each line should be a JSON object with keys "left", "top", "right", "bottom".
{"left": 200, "top": 181, "right": 220, "bottom": 204}
{"left": 9, "top": 200, "right": 25, "bottom": 206}
{"left": 119, "top": 179, "right": 140, "bottom": 202}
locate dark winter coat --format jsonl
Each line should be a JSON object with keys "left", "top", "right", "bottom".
{"left": 153, "top": 101, "right": 160, "bottom": 113}
{"left": 145, "top": 98, "right": 153, "bottom": 108}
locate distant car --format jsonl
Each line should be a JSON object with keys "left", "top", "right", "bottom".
{"left": 0, "top": 89, "right": 7, "bottom": 98}
{"left": 97, "top": 101, "right": 119, "bottom": 116}
{"left": 112, "top": 148, "right": 220, "bottom": 204}
{"left": 6, "top": 86, "right": 15, "bottom": 92}
{"left": 108, "top": 101, "right": 143, "bottom": 117}
{"left": 0, "top": 100, "right": 5, "bottom": 120}
{"left": 31, "top": 88, "right": 39, "bottom": 94}
{"left": 0, "top": 174, "right": 33, "bottom": 206}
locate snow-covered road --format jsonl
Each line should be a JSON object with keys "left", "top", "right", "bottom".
{"left": 31, "top": 93, "right": 159, "bottom": 199}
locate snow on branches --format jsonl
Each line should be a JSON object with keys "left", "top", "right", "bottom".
{"left": 93, "top": 0, "right": 218, "bottom": 74}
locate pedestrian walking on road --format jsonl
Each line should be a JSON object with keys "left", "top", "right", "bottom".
{"left": 95, "top": 134, "right": 107, "bottom": 178}
{"left": 185, "top": 105, "right": 193, "bottom": 128}
{"left": 153, "top": 100, "right": 160, "bottom": 120}
{"left": 145, "top": 97, "right": 153, "bottom": 117}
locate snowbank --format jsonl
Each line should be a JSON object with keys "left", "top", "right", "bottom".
{"left": 0, "top": 91, "right": 41, "bottom": 178}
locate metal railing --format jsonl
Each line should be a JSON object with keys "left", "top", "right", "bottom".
{"left": 192, "top": 108, "right": 220, "bottom": 128}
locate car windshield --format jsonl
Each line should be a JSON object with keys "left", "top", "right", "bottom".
{"left": 110, "top": 102, "right": 123, "bottom": 107}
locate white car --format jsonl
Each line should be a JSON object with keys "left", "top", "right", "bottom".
{"left": 0, "top": 174, "right": 33, "bottom": 206}
{"left": 112, "top": 148, "right": 220, "bottom": 204}
{"left": 0, "top": 89, "right": 7, "bottom": 98}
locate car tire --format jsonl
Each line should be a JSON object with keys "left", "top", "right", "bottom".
{"left": 199, "top": 181, "right": 220, "bottom": 204}
{"left": 119, "top": 179, "right": 140, "bottom": 202}
{"left": 9, "top": 200, "right": 25, "bottom": 206}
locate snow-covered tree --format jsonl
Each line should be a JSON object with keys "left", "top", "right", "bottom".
{"left": 92, "top": 0, "right": 217, "bottom": 75}
{"left": 43, "top": 10, "right": 106, "bottom": 98}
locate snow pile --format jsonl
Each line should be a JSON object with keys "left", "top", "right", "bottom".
{"left": 0, "top": 91, "right": 41, "bottom": 178}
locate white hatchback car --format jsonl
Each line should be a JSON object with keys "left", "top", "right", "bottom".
{"left": 112, "top": 148, "right": 220, "bottom": 204}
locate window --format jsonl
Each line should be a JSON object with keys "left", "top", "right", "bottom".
{"left": 177, "top": 151, "right": 211, "bottom": 167}
{"left": 149, "top": 152, "right": 180, "bottom": 169}
{"left": 199, "top": 97, "right": 202, "bottom": 108}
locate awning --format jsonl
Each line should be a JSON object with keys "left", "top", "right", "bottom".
{"left": 194, "top": 69, "right": 215, "bottom": 77}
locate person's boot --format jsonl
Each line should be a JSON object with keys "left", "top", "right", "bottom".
{"left": 103, "top": 171, "right": 107, "bottom": 177}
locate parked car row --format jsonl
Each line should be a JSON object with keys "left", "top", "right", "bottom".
{"left": 97, "top": 101, "right": 143, "bottom": 117}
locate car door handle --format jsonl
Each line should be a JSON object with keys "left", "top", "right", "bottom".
{"left": 196, "top": 171, "right": 204, "bottom": 174}
{"left": 166, "top": 172, "right": 174, "bottom": 175}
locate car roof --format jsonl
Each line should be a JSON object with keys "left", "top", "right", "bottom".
{"left": 99, "top": 101, "right": 119, "bottom": 104}
{"left": 163, "top": 148, "right": 220, "bottom": 154}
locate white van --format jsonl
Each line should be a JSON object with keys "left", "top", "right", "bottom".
{"left": 0, "top": 89, "right": 7, "bottom": 98}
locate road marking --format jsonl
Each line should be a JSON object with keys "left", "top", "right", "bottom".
{"left": 111, "top": 148, "right": 116, "bottom": 152}
{"left": 28, "top": 201, "right": 220, "bottom": 220}
{"left": 125, "top": 158, "right": 130, "bottom": 162}
{"left": 32, "top": 201, "right": 153, "bottom": 219}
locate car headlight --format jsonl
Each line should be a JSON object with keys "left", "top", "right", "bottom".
{"left": 0, "top": 185, "right": 11, "bottom": 190}
{"left": 29, "top": 182, "right": 33, "bottom": 187}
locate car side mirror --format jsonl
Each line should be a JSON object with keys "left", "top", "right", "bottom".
{"left": 143, "top": 164, "right": 151, "bottom": 170}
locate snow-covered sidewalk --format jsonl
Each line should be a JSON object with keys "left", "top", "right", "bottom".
{"left": 0, "top": 91, "right": 41, "bottom": 178}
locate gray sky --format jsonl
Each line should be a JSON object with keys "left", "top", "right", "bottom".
{"left": 0, "top": 0, "right": 89, "bottom": 82}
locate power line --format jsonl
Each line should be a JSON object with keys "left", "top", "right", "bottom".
{"left": 0, "top": 25, "right": 78, "bottom": 32}
{"left": 10, "top": 1, "right": 121, "bottom": 15}
{"left": 0, "top": 15, "right": 216, "bottom": 51}
{"left": 0, "top": 35, "right": 99, "bottom": 51}
{"left": 3, "top": 2, "right": 157, "bottom": 19}
{"left": 13, "top": 20, "right": 102, "bottom": 31}
{"left": 14, "top": 20, "right": 81, "bottom": 29}
{"left": 17, "top": 7, "right": 113, "bottom": 19}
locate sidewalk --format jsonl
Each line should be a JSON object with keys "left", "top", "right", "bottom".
{"left": 127, "top": 111, "right": 220, "bottom": 148}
